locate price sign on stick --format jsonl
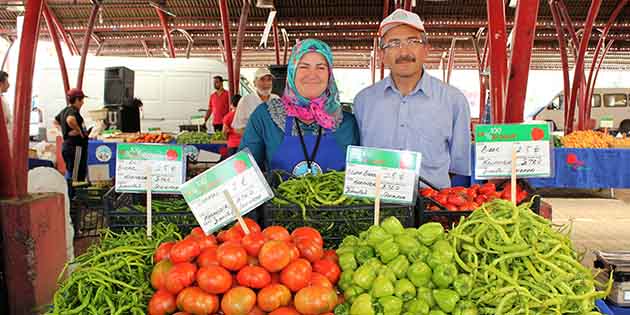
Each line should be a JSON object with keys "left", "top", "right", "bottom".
{"left": 115, "top": 143, "right": 186, "bottom": 193}
{"left": 344, "top": 146, "right": 421, "bottom": 205}
{"left": 180, "top": 150, "right": 273, "bottom": 234}
{"left": 475, "top": 123, "right": 553, "bottom": 180}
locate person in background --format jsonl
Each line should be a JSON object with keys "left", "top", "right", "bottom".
{"left": 53, "top": 88, "right": 89, "bottom": 198}
{"left": 205, "top": 75, "right": 229, "bottom": 132}
{"left": 121, "top": 97, "right": 143, "bottom": 132}
{"left": 223, "top": 94, "right": 242, "bottom": 157}
{"left": 232, "top": 67, "right": 279, "bottom": 134}
{"left": 0, "top": 71, "right": 11, "bottom": 137}
{"left": 239, "top": 39, "right": 360, "bottom": 176}
{"left": 353, "top": 9, "right": 471, "bottom": 188}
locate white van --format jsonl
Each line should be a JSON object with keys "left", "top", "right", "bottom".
{"left": 533, "top": 88, "right": 630, "bottom": 132}
{"left": 35, "top": 56, "right": 253, "bottom": 132}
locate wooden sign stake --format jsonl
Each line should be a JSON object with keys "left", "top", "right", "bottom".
{"left": 374, "top": 173, "right": 382, "bottom": 226}
{"left": 511, "top": 145, "right": 517, "bottom": 206}
{"left": 146, "top": 166, "right": 153, "bottom": 238}
{"left": 224, "top": 190, "right": 250, "bottom": 235}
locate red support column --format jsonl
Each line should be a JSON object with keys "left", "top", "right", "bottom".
{"left": 549, "top": 1, "right": 571, "bottom": 130}
{"left": 371, "top": 38, "right": 377, "bottom": 84}
{"left": 219, "top": 0, "right": 235, "bottom": 98}
{"left": 504, "top": 0, "right": 540, "bottom": 123}
{"left": 156, "top": 8, "right": 176, "bottom": 58}
{"left": 67, "top": 33, "right": 80, "bottom": 56}
{"left": 234, "top": 0, "right": 251, "bottom": 93}
{"left": 395, "top": 0, "right": 401, "bottom": 10}
{"left": 11, "top": 0, "right": 43, "bottom": 197}
{"left": 76, "top": 2, "right": 100, "bottom": 90}
{"left": 0, "top": 91, "right": 16, "bottom": 197}
{"left": 486, "top": 0, "right": 508, "bottom": 123}
{"left": 43, "top": 2, "right": 70, "bottom": 95}
{"left": 46, "top": 5, "right": 76, "bottom": 56}
{"left": 446, "top": 38, "right": 457, "bottom": 84}
{"left": 403, "top": 0, "right": 412, "bottom": 11}
{"left": 273, "top": 19, "right": 281, "bottom": 65}
{"left": 1, "top": 38, "right": 14, "bottom": 71}
{"left": 380, "top": 0, "right": 390, "bottom": 80}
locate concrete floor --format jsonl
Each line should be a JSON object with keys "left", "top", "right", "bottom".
{"left": 546, "top": 189, "right": 630, "bottom": 266}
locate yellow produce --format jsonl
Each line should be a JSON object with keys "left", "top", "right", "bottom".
{"left": 560, "top": 130, "right": 613, "bottom": 148}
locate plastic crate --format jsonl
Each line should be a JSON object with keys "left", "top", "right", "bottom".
{"left": 417, "top": 195, "right": 541, "bottom": 230}
{"left": 71, "top": 185, "right": 109, "bottom": 238}
{"left": 261, "top": 202, "right": 416, "bottom": 248}
{"left": 104, "top": 189, "right": 197, "bottom": 234}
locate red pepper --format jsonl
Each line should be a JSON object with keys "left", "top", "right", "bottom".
{"left": 434, "top": 194, "right": 448, "bottom": 206}
{"left": 479, "top": 183, "right": 496, "bottom": 195}
{"left": 447, "top": 194, "right": 466, "bottom": 207}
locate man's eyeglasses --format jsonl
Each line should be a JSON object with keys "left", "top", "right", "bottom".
{"left": 381, "top": 38, "right": 427, "bottom": 50}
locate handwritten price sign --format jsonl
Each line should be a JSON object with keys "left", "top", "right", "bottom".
{"left": 115, "top": 143, "right": 186, "bottom": 193}
{"left": 475, "top": 123, "right": 553, "bottom": 179}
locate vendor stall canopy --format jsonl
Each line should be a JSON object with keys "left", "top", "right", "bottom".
{"left": 0, "top": 0, "right": 629, "bottom": 70}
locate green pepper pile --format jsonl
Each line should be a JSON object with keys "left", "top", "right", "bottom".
{"left": 335, "top": 216, "right": 474, "bottom": 315}
{"left": 448, "top": 199, "right": 611, "bottom": 314}
{"left": 46, "top": 223, "right": 181, "bottom": 315}
{"left": 210, "top": 132, "right": 226, "bottom": 141}
{"left": 176, "top": 131, "right": 213, "bottom": 144}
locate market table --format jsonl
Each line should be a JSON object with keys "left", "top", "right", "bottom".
{"left": 87, "top": 140, "right": 228, "bottom": 178}
{"left": 28, "top": 158, "right": 54, "bottom": 169}
{"left": 596, "top": 299, "right": 630, "bottom": 315}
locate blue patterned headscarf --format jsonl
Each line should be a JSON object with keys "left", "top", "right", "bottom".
{"left": 282, "top": 39, "right": 341, "bottom": 129}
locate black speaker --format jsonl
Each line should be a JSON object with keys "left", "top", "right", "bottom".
{"left": 269, "top": 65, "right": 288, "bottom": 96}
{"left": 104, "top": 66, "right": 134, "bottom": 106}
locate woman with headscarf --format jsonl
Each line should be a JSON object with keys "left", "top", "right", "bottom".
{"left": 239, "top": 39, "right": 360, "bottom": 176}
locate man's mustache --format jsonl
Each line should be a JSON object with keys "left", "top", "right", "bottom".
{"left": 396, "top": 55, "right": 416, "bottom": 64}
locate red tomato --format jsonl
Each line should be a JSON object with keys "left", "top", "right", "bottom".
{"left": 221, "top": 287, "right": 257, "bottom": 315}
{"left": 237, "top": 266, "right": 272, "bottom": 289}
{"left": 285, "top": 241, "right": 300, "bottom": 263}
{"left": 219, "top": 226, "right": 245, "bottom": 243}
{"left": 151, "top": 259, "right": 173, "bottom": 290}
{"left": 165, "top": 262, "right": 197, "bottom": 295}
{"left": 296, "top": 238, "right": 324, "bottom": 263}
{"left": 196, "top": 235, "right": 218, "bottom": 252}
{"left": 257, "top": 284, "right": 292, "bottom": 312}
{"left": 148, "top": 290, "right": 176, "bottom": 315}
{"left": 176, "top": 287, "right": 219, "bottom": 315}
{"left": 233, "top": 218, "right": 262, "bottom": 235}
{"left": 280, "top": 258, "right": 312, "bottom": 292}
{"left": 197, "top": 265, "right": 232, "bottom": 294}
{"left": 169, "top": 239, "right": 201, "bottom": 264}
{"left": 291, "top": 227, "right": 323, "bottom": 247}
{"left": 269, "top": 306, "right": 300, "bottom": 315}
{"left": 262, "top": 226, "right": 291, "bottom": 241}
{"left": 258, "top": 240, "right": 291, "bottom": 272}
{"left": 189, "top": 227, "right": 205, "bottom": 239}
{"left": 294, "top": 286, "right": 337, "bottom": 315}
{"left": 247, "top": 255, "right": 259, "bottom": 266}
{"left": 312, "top": 259, "right": 341, "bottom": 285}
{"left": 154, "top": 242, "right": 175, "bottom": 263}
{"left": 322, "top": 250, "right": 338, "bottom": 264}
{"left": 309, "top": 272, "right": 333, "bottom": 289}
{"left": 197, "top": 246, "right": 219, "bottom": 268}
{"left": 173, "top": 312, "right": 192, "bottom": 315}
{"left": 242, "top": 232, "right": 267, "bottom": 257}
{"left": 217, "top": 242, "right": 248, "bottom": 271}
{"left": 248, "top": 306, "right": 266, "bottom": 315}
{"left": 270, "top": 272, "right": 281, "bottom": 284}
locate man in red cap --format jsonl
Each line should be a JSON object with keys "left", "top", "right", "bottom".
{"left": 54, "top": 88, "right": 89, "bottom": 197}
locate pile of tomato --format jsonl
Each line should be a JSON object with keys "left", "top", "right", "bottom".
{"left": 148, "top": 218, "right": 341, "bottom": 315}
{"left": 420, "top": 182, "right": 529, "bottom": 211}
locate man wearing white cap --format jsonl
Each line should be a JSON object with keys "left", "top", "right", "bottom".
{"left": 232, "top": 67, "right": 280, "bottom": 134}
{"left": 353, "top": 9, "right": 471, "bottom": 188}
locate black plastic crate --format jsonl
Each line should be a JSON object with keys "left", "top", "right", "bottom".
{"left": 417, "top": 195, "right": 541, "bottom": 230}
{"left": 71, "top": 185, "right": 109, "bottom": 238}
{"left": 104, "top": 189, "right": 197, "bottom": 234}
{"left": 261, "top": 202, "right": 416, "bottom": 248}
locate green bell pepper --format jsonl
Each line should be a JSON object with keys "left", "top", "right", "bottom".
{"left": 341, "top": 235, "right": 360, "bottom": 248}
{"left": 339, "top": 252, "right": 358, "bottom": 271}
{"left": 395, "top": 234, "right": 421, "bottom": 257}
{"left": 404, "top": 299, "right": 429, "bottom": 315}
{"left": 334, "top": 302, "right": 351, "bottom": 315}
{"left": 371, "top": 275, "right": 395, "bottom": 298}
{"left": 350, "top": 294, "right": 374, "bottom": 315}
{"left": 453, "top": 300, "right": 478, "bottom": 315}
{"left": 336, "top": 245, "right": 355, "bottom": 256}
{"left": 404, "top": 227, "right": 419, "bottom": 239}
{"left": 417, "top": 222, "right": 444, "bottom": 246}
{"left": 387, "top": 255, "right": 410, "bottom": 279}
{"left": 453, "top": 274, "right": 473, "bottom": 297}
{"left": 433, "top": 289, "right": 460, "bottom": 313}
{"left": 339, "top": 270, "right": 354, "bottom": 291}
{"left": 382, "top": 216, "right": 405, "bottom": 236}
{"left": 407, "top": 261, "right": 432, "bottom": 287}
{"left": 353, "top": 264, "right": 377, "bottom": 290}
{"left": 375, "top": 239, "right": 400, "bottom": 263}
{"left": 429, "top": 310, "right": 447, "bottom": 315}
{"left": 430, "top": 240, "right": 454, "bottom": 263}
{"left": 378, "top": 265, "right": 398, "bottom": 283}
{"left": 367, "top": 225, "right": 393, "bottom": 247}
{"left": 354, "top": 245, "right": 375, "bottom": 265}
{"left": 344, "top": 285, "right": 365, "bottom": 304}
{"left": 359, "top": 230, "right": 368, "bottom": 240}
{"left": 379, "top": 296, "right": 403, "bottom": 315}
{"left": 417, "top": 287, "right": 435, "bottom": 308}
{"left": 364, "top": 257, "right": 383, "bottom": 270}
{"left": 431, "top": 263, "right": 458, "bottom": 289}
{"left": 394, "top": 279, "right": 417, "bottom": 302}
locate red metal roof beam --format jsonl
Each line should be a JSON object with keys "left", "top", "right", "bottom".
{"left": 219, "top": 0, "right": 235, "bottom": 98}
{"left": 234, "top": 0, "right": 251, "bottom": 92}
{"left": 42, "top": 1, "right": 70, "bottom": 97}
{"left": 155, "top": 6, "right": 176, "bottom": 58}
{"left": 77, "top": 1, "right": 101, "bottom": 89}
{"left": 43, "top": 3, "right": 77, "bottom": 55}
{"left": 486, "top": 0, "right": 508, "bottom": 123}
